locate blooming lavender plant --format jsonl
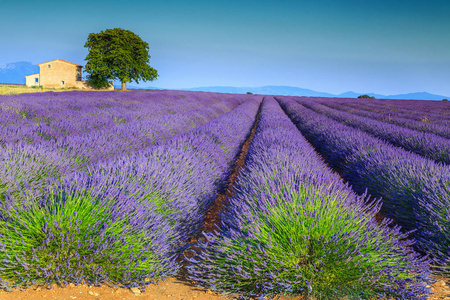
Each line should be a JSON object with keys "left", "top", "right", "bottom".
{"left": 188, "top": 97, "right": 430, "bottom": 299}
{"left": 0, "top": 173, "right": 179, "bottom": 288}
{"left": 0, "top": 144, "right": 73, "bottom": 202}
{"left": 277, "top": 96, "right": 450, "bottom": 275}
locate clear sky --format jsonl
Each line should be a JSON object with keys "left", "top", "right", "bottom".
{"left": 1, "top": 0, "right": 450, "bottom": 95}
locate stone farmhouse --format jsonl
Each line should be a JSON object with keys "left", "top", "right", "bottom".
{"left": 25, "top": 59, "right": 113, "bottom": 90}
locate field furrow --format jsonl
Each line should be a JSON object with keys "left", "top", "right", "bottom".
{"left": 277, "top": 96, "right": 450, "bottom": 275}
{"left": 318, "top": 99, "right": 450, "bottom": 139}
{"left": 188, "top": 96, "right": 430, "bottom": 299}
{"left": 295, "top": 98, "right": 450, "bottom": 165}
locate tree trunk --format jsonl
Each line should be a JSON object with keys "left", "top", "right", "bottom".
{"left": 121, "top": 81, "right": 127, "bottom": 91}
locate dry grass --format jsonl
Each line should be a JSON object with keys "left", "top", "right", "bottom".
{"left": 0, "top": 84, "right": 115, "bottom": 95}
{"left": 0, "top": 84, "right": 81, "bottom": 95}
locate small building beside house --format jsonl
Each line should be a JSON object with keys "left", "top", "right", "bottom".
{"left": 25, "top": 59, "right": 113, "bottom": 90}
{"left": 25, "top": 73, "right": 41, "bottom": 87}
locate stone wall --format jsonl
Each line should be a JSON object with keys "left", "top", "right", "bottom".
{"left": 39, "top": 60, "right": 82, "bottom": 88}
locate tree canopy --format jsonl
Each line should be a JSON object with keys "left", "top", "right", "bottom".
{"left": 84, "top": 28, "right": 158, "bottom": 91}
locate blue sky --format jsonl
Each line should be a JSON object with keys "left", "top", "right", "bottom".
{"left": 1, "top": 0, "right": 450, "bottom": 95}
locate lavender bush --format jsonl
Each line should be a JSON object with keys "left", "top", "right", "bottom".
{"left": 0, "top": 173, "right": 179, "bottom": 288}
{"left": 0, "top": 144, "right": 73, "bottom": 202}
{"left": 188, "top": 97, "right": 430, "bottom": 299}
{"left": 277, "top": 96, "right": 450, "bottom": 275}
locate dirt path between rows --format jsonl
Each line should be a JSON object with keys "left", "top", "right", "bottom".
{"left": 199, "top": 97, "right": 262, "bottom": 236}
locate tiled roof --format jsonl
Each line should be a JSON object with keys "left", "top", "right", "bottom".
{"left": 38, "top": 59, "right": 82, "bottom": 67}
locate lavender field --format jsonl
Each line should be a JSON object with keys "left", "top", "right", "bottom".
{"left": 0, "top": 90, "right": 449, "bottom": 299}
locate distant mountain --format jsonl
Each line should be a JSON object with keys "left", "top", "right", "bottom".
{"left": 383, "top": 92, "right": 447, "bottom": 101}
{"left": 336, "top": 91, "right": 448, "bottom": 100}
{"left": 0, "top": 61, "right": 39, "bottom": 84}
{"left": 131, "top": 85, "right": 448, "bottom": 101}
{"left": 2, "top": 62, "right": 447, "bottom": 100}
{"left": 182, "top": 85, "right": 337, "bottom": 97}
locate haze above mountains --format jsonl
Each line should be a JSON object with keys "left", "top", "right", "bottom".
{"left": 1, "top": 61, "right": 448, "bottom": 101}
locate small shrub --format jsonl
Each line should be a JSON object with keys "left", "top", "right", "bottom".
{"left": 443, "top": 99, "right": 448, "bottom": 101}
{"left": 357, "top": 94, "right": 375, "bottom": 99}
{"left": 246, "top": 92, "right": 253, "bottom": 94}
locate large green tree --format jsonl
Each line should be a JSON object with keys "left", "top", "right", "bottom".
{"left": 84, "top": 28, "right": 158, "bottom": 91}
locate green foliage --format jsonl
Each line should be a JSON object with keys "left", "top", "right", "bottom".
{"left": 84, "top": 28, "right": 158, "bottom": 90}
{"left": 0, "top": 184, "right": 167, "bottom": 286}
{"left": 443, "top": 98, "right": 448, "bottom": 101}
{"left": 246, "top": 92, "right": 253, "bottom": 94}
{"left": 357, "top": 95, "right": 375, "bottom": 99}
{"left": 202, "top": 184, "right": 428, "bottom": 299}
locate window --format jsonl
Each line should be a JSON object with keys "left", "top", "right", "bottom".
{"left": 35, "top": 78, "right": 38, "bottom": 83}
{"left": 47, "top": 64, "right": 51, "bottom": 68}
{"left": 61, "top": 81, "right": 65, "bottom": 85}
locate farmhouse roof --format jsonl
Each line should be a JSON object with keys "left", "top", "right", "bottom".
{"left": 25, "top": 73, "right": 40, "bottom": 77}
{"left": 38, "top": 59, "right": 82, "bottom": 67}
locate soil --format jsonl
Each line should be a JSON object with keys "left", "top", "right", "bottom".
{"left": 0, "top": 278, "right": 230, "bottom": 300}
{"left": 0, "top": 275, "right": 448, "bottom": 300}
{"left": 201, "top": 98, "right": 261, "bottom": 235}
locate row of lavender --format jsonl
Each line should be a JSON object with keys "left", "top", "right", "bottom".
{"left": 277, "top": 96, "right": 450, "bottom": 276}
{"left": 38, "top": 93, "right": 244, "bottom": 168}
{"left": 0, "top": 90, "right": 240, "bottom": 145}
{"left": 332, "top": 97, "right": 450, "bottom": 122}
{"left": 188, "top": 97, "right": 430, "bottom": 299}
{"left": 0, "top": 93, "right": 262, "bottom": 288}
{"left": 295, "top": 98, "right": 450, "bottom": 165}
{"left": 0, "top": 93, "right": 246, "bottom": 201}
{"left": 317, "top": 98, "right": 450, "bottom": 139}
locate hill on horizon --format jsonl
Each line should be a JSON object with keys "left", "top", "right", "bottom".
{"left": 0, "top": 61, "right": 39, "bottom": 85}
{"left": 1, "top": 61, "right": 448, "bottom": 101}
{"left": 132, "top": 85, "right": 449, "bottom": 101}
